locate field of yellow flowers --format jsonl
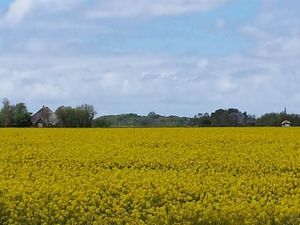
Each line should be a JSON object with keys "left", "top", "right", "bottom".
{"left": 0, "top": 128, "right": 299, "bottom": 225}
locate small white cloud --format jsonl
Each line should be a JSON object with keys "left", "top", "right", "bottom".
{"left": 240, "top": 25, "right": 269, "bottom": 40}
{"left": 256, "top": 36, "right": 300, "bottom": 58}
{"left": 87, "top": 0, "right": 230, "bottom": 18}
{"left": 0, "top": 0, "right": 81, "bottom": 26}
{"left": 215, "top": 18, "right": 226, "bottom": 29}
{"left": 2, "top": 0, "right": 34, "bottom": 25}
{"left": 24, "top": 39, "right": 47, "bottom": 53}
{"left": 216, "top": 77, "right": 238, "bottom": 93}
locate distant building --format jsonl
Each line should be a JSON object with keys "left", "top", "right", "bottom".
{"left": 31, "top": 106, "right": 59, "bottom": 127}
{"left": 281, "top": 120, "right": 292, "bottom": 127}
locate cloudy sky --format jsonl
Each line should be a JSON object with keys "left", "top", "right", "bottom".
{"left": 0, "top": 0, "right": 299, "bottom": 116}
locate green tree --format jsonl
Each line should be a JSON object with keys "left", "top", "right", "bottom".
{"left": 55, "top": 104, "right": 96, "bottom": 128}
{"left": 14, "top": 103, "right": 32, "bottom": 127}
{"left": 192, "top": 113, "right": 211, "bottom": 127}
{"left": 211, "top": 108, "right": 248, "bottom": 126}
{"left": 0, "top": 98, "right": 14, "bottom": 127}
{"left": 77, "top": 104, "right": 96, "bottom": 127}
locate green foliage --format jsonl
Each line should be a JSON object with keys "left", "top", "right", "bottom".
{"left": 14, "top": 103, "right": 32, "bottom": 127}
{"left": 210, "top": 108, "right": 247, "bottom": 126}
{"left": 191, "top": 113, "right": 211, "bottom": 127}
{"left": 0, "top": 98, "right": 31, "bottom": 127}
{"left": 256, "top": 112, "right": 300, "bottom": 126}
{"left": 191, "top": 109, "right": 254, "bottom": 127}
{"left": 92, "top": 119, "right": 112, "bottom": 128}
{"left": 0, "top": 97, "right": 299, "bottom": 127}
{"left": 55, "top": 104, "right": 96, "bottom": 128}
{"left": 93, "top": 113, "right": 192, "bottom": 128}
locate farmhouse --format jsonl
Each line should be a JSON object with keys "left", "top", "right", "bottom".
{"left": 281, "top": 120, "right": 291, "bottom": 127}
{"left": 31, "top": 106, "right": 59, "bottom": 127}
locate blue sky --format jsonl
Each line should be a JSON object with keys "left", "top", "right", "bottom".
{"left": 0, "top": 0, "right": 300, "bottom": 116}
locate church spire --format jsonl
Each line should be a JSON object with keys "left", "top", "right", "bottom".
{"left": 284, "top": 106, "right": 287, "bottom": 115}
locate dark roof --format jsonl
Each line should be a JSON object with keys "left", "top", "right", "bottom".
{"left": 31, "top": 106, "right": 59, "bottom": 126}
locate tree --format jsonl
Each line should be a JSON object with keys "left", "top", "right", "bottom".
{"left": 256, "top": 112, "right": 300, "bottom": 126}
{"left": 147, "top": 112, "right": 157, "bottom": 118}
{"left": 0, "top": 98, "right": 14, "bottom": 127}
{"left": 92, "top": 119, "right": 112, "bottom": 128}
{"left": 55, "top": 104, "right": 96, "bottom": 128}
{"left": 211, "top": 108, "right": 248, "bottom": 126}
{"left": 14, "top": 103, "right": 32, "bottom": 127}
{"left": 56, "top": 106, "right": 68, "bottom": 127}
{"left": 79, "top": 104, "right": 96, "bottom": 127}
{"left": 191, "top": 113, "right": 211, "bottom": 127}
{"left": 211, "top": 109, "right": 228, "bottom": 126}
{"left": 0, "top": 99, "right": 31, "bottom": 127}
{"left": 56, "top": 106, "right": 77, "bottom": 127}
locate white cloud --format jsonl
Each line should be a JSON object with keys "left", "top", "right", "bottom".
{"left": 254, "top": 36, "right": 300, "bottom": 58}
{"left": 0, "top": 49, "right": 299, "bottom": 116}
{"left": 0, "top": 0, "right": 300, "bottom": 116}
{"left": 240, "top": 0, "right": 300, "bottom": 59}
{"left": 216, "top": 76, "right": 237, "bottom": 93}
{"left": 0, "top": 0, "right": 81, "bottom": 25}
{"left": 0, "top": 0, "right": 231, "bottom": 26}
{"left": 215, "top": 18, "right": 226, "bottom": 29}
{"left": 85, "top": 0, "right": 230, "bottom": 18}
{"left": 2, "top": 0, "right": 34, "bottom": 25}
{"left": 240, "top": 25, "right": 269, "bottom": 40}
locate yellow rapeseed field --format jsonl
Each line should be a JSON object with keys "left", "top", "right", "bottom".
{"left": 0, "top": 128, "right": 299, "bottom": 225}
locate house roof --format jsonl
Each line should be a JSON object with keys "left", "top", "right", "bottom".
{"left": 281, "top": 120, "right": 291, "bottom": 125}
{"left": 31, "top": 106, "right": 59, "bottom": 125}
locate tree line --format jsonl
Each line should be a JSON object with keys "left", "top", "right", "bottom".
{"left": 0, "top": 98, "right": 96, "bottom": 128}
{"left": 94, "top": 109, "right": 300, "bottom": 127}
{"left": 0, "top": 98, "right": 298, "bottom": 127}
